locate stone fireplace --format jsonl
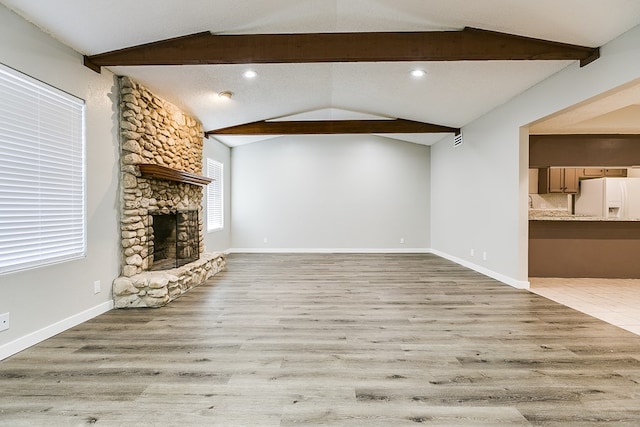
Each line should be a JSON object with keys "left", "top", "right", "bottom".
{"left": 112, "top": 77, "right": 225, "bottom": 308}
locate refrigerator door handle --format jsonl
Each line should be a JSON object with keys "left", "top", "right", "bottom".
{"left": 621, "top": 181, "right": 628, "bottom": 218}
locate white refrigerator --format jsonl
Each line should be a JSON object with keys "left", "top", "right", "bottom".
{"left": 575, "top": 177, "right": 640, "bottom": 219}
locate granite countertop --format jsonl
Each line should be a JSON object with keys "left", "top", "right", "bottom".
{"left": 529, "top": 210, "right": 640, "bottom": 221}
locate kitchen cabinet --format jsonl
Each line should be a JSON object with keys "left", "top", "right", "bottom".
{"left": 538, "top": 167, "right": 578, "bottom": 194}
{"left": 604, "top": 168, "right": 628, "bottom": 177}
{"left": 580, "top": 168, "right": 604, "bottom": 178}
{"left": 578, "top": 168, "right": 628, "bottom": 178}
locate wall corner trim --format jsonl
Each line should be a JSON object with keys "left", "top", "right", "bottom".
{"left": 0, "top": 300, "right": 114, "bottom": 362}
{"left": 430, "top": 249, "right": 530, "bottom": 289}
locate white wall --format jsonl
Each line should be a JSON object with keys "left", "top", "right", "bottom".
{"left": 0, "top": 5, "right": 119, "bottom": 359}
{"left": 203, "top": 137, "right": 232, "bottom": 252}
{"left": 431, "top": 24, "right": 640, "bottom": 288}
{"left": 231, "top": 134, "right": 430, "bottom": 251}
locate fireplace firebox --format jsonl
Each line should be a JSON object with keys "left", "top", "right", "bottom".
{"left": 148, "top": 210, "right": 199, "bottom": 271}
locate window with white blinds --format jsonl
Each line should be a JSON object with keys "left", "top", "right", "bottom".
{"left": 0, "top": 63, "right": 86, "bottom": 275}
{"left": 206, "top": 158, "right": 223, "bottom": 231}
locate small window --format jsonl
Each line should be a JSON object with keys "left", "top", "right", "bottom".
{"left": 206, "top": 158, "right": 223, "bottom": 231}
{"left": 0, "top": 63, "right": 86, "bottom": 274}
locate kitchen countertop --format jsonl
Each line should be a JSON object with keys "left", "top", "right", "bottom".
{"left": 529, "top": 210, "right": 640, "bottom": 221}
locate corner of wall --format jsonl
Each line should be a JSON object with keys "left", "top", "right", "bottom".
{"left": 430, "top": 248, "right": 530, "bottom": 290}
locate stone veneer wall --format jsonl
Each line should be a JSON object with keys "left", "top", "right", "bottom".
{"left": 113, "top": 77, "right": 225, "bottom": 308}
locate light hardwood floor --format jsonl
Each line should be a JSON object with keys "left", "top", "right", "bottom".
{"left": 2, "top": 253, "right": 640, "bottom": 426}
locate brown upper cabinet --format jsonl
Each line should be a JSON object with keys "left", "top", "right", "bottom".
{"left": 577, "top": 168, "right": 627, "bottom": 178}
{"left": 538, "top": 167, "right": 578, "bottom": 194}
{"left": 604, "top": 168, "right": 628, "bottom": 177}
{"left": 580, "top": 168, "right": 604, "bottom": 178}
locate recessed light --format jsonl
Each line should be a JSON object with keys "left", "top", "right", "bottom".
{"left": 411, "top": 69, "right": 426, "bottom": 78}
{"left": 218, "top": 91, "right": 233, "bottom": 100}
{"left": 243, "top": 70, "right": 257, "bottom": 79}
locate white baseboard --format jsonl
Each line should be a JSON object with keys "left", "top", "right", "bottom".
{"left": 430, "top": 249, "right": 530, "bottom": 289}
{"left": 227, "top": 248, "right": 432, "bottom": 254}
{"left": 0, "top": 300, "right": 113, "bottom": 361}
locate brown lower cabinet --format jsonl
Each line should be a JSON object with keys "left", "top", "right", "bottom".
{"left": 529, "top": 220, "right": 640, "bottom": 278}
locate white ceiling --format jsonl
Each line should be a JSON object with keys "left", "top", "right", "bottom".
{"left": 530, "top": 78, "right": 640, "bottom": 134}
{"left": 3, "top": 0, "right": 640, "bottom": 146}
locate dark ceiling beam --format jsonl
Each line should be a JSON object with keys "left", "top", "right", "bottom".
{"left": 84, "top": 27, "right": 599, "bottom": 73}
{"left": 205, "top": 119, "right": 460, "bottom": 136}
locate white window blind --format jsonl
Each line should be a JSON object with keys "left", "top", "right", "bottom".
{"left": 206, "top": 158, "right": 223, "bottom": 231}
{"left": 0, "top": 64, "right": 86, "bottom": 275}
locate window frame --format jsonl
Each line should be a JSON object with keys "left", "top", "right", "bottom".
{"left": 0, "top": 63, "right": 86, "bottom": 275}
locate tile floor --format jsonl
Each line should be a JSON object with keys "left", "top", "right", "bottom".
{"left": 529, "top": 277, "right": 640, "bottom": 336}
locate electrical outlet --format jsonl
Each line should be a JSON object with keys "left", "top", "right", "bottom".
{"left": 400, "top": 238, "right": 405, "bottom": 244}
{"left": 263, "top": 237, "right": 268, "bottom": 244}
{"left": 470, "top": 248, "right": 475, "bottom": 257}
{"left": 0, "top": 312, "right": 9, "bottom": 332}
{"left": 93, "top": 280, "right": 101, "bottom": 294}
{"left": 482, "top": 251, "right": 487, "bottom": 261}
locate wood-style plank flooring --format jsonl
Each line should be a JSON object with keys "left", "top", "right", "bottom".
{"left": 2, "top": 253, "right": 640, "bottom": 426}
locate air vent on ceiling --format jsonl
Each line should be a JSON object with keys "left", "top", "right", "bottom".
{"left": 454, "top": 132, "right": 463, "bottom": 147}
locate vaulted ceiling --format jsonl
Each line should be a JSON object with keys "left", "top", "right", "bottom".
{"left": 3, "top": 0, "right": 640, "bottom": 146}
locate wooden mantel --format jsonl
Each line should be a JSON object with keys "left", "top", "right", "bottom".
{"left": 138, "top": 164, "right": 212, "bottom": 186}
